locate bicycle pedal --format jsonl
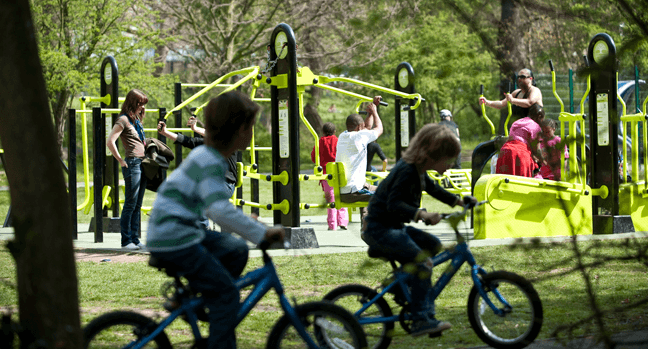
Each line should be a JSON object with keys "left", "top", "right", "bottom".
{"left": 428, "top": 332, "right": 442, "bottom": 338}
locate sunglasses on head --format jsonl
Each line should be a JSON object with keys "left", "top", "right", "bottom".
{"left": 517, "top": 75, "right": 531, "bottom": 79}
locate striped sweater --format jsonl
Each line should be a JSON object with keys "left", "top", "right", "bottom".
{"left": 147, "top": 146, "right": 266, "bottom": 252}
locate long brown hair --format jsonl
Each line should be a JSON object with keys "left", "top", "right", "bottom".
{"left": 402, "top": 124, "right": 460, "bottom": 167}
{"left": 120, "top": 89, "right": 148, "bottom": 121}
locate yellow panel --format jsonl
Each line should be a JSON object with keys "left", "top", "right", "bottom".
{"left": 474, "top": 174, "right": 593, "bottom": 239}
{"left": 619, "top": 183, "right": 648, "bottom": 230}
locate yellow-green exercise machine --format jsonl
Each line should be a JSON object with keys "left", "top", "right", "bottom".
{"left": 472, "top": 33, "right": 645, "bottom": 238}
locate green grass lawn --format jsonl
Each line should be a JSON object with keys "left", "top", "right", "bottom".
{"left": 0, "top": 238, "right": 646, "bottom": 348}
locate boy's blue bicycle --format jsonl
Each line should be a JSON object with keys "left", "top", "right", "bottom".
{"left": 83, "top": 240, "right": 368, "bottom": 349}
{"left": 323, "top": 201, "right": 543, "bottom": 349}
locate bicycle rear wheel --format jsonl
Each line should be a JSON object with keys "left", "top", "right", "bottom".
{"left": 467, "top": 270, "right": 543, "bottom": 349}
{"left": 83, "top": 311, "right": 172, "bottom": 349}
{"left": 266, "top": 301, "right": 367, "bottom": 349}
{"left": 323, "top": 284, "right": 394, "bottom": 349}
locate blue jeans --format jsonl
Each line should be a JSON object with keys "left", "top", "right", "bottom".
{"left": 150, "top": 231, "right": 249, "bottom": 349}
{"left": 369, "top": 166, "right": 380, "bottom": 186}
{"left": 120, "top": 157, "right": 147, "bottom": 247}
{"left": 363, "top": 220, "right": 442, "bottom": 318}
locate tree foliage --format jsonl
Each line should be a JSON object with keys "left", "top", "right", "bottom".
{"left": 31, "top": 0, "right": 176, "bottom": 157}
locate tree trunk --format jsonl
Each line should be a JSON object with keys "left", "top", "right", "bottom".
{"left": 303, "top": 88, "right": 324, "bottom": 136}
{"left": 153, "top": 45, "right": 169, "bottom": 77}
{"left": 300, "top": 29, "right": 324, "bottom": 137}
{"left": 0, "top": 1, "right": 82, "bottom": 348}
{"left": 52, "top": 90, "right": 71, "bottom": 160}
{"left": 497, "top": 0, "right": 521, "bottom": 134}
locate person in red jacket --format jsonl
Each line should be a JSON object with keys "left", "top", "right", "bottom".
{"left": 311, "top": 122, "right": 348, "bottom": 230}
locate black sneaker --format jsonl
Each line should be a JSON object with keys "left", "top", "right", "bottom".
{"left": 410, "top": 319, "right": 451, "bottom": 337}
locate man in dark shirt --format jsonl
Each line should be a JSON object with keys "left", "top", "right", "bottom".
{"left": 158, "top": 118, "right": 237, "bottom": 193}
{"left": 439, "top": 109, "right": 461, "bottom": 169}
{"left": 366, "top": 141, "right": 388, "bottom": 172}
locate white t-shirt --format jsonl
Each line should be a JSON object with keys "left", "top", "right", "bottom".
{"left": 335, "top": 129, "right": 378, "bottom": 194}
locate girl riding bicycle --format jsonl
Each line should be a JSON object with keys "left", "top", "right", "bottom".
{"left": 362, "top": 123, "right": 476, "bottom": 337}
{"left": 146, "top": 91, "right": 284, "bottom": 349}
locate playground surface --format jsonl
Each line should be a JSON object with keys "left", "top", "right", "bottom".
{"left": 0, "top": 213, "right": 646, "bottom": 261}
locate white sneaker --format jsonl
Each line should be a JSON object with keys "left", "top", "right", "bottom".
{"left": 136, "top": 243, "right": 146, "bottom": 251}
{"left": 123, "top": 243, "right": 140, "bottom": 250}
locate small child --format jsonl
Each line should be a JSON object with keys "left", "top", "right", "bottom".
{"left": 147, "top": 91, "right": 284, "bottom": 349}
{"left": 538, "top": 118, "right": 568, "bottom": 181}
{"left": 363, "top": 123, "right": 476, "bottom": 337}
{"left": 311, "top": 122, "right": 348, "bottom": 230}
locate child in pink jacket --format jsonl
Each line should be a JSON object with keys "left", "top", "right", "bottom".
{"left": 311, "top": 122, "right": 348, "bottom": 230}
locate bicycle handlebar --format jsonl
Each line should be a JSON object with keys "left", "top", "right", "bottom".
{"left": 257, "top": 236, "right": 290, "bottom": 253}
{"left": 440, "top": 200, "right": 488, "bottom": 220}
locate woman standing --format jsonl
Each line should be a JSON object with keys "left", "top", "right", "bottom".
{"left": 107, "top": 89, "right": 148, "bottom": 250}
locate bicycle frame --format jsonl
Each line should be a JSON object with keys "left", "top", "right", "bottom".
{"left": 429, "top": 233, "right": 510, "bottom": 316}
{"left": 134, "top": 252, "right": 320, "bottom": 349}
{"left": 353, "top": 232, "right": 511, "bottom": 327}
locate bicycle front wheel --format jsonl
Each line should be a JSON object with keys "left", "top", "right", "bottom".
{"left": 323, "top": 284, "right": 394, "bottom": 349}
{"left": 83, "top": 311, "right": 172, "bottom": 349}
{"left": 266, "top": 301, "right": 368, "bottom": 349}
{"left": 467, "top": 270, "right": 543, "bottom": 349}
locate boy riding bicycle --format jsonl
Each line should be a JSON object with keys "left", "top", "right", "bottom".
{"left": 362, "top": 123, "right": 476, "bottom": 337}
{"left": 147, "top": 91, "right": 284, "bottom": 349}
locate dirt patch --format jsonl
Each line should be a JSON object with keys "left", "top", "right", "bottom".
{"left": 75, "top": 248, "right": 148, "bottom": 263}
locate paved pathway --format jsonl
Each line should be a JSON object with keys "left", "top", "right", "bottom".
{"left": 1, "top": 213, "right": 647, "bottom": 257}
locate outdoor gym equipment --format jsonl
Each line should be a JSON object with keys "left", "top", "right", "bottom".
{"left": 473, "top": 33, "right": 647, "bottom": 238}
{"left": 612, "top": 62, "right": 648, "bottom": 231}
{"left": 67, "top": 56, "right": 172, "bottom": 241}
{"left": 163, "top": 23, "right": 423, "bottom": 239}
{"left": 548, "top": 59, "right": 589, "bottom": 186}
{"left": 394, "top": 62, "right": 418, "bottom": 161}
{"left": 586, "top": 33, "right": 639, "bottom": 233}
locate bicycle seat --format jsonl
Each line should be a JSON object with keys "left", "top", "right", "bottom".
{"left": 148, "top": 256, "right": 184, "bottom": 277}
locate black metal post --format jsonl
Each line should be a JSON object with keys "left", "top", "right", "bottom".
{"left": 251, "top": 150, "right": 260, "bottom": 216}
{"left": 394, "top": 62, "right": 416, "bottom": 162}
{"left": 100, "top": 56, "right": 120, "bottom": 219}
{"left": 159, "top": 108, "right": 167, "bottom": 182}
{"left": 587, "top": 33, "right": 633, "bottom": 234}
{"left": 236, "top": 151, "right": 243, "bottom": 210}
{"left": 69, "top": 109, "right": 77, "bottom": 239}
{"left": 174, "top": 82, "right": 183, "bottom": 166}
{"left": 270, "top": 23, "right": 300, "bottom": 227}
{"left": 92, "top": 107, "right": 104, "bottom": 242}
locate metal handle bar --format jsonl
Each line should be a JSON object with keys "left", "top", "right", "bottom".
{"left": 439, "top": 200, "right": 488, "bottom": 221}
